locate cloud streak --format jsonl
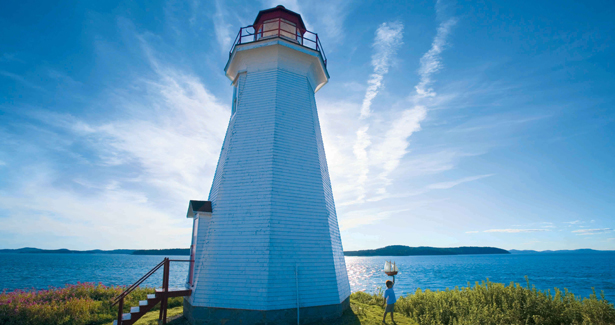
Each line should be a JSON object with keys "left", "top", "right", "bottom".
{"left": 352, "top": 22, "right": 405, "bottom": 203}
{"left": 360, "top": 22, "right": 404, "bottom": 119}
{"left": 369, "top": 16, "right": 457, "bottom": 195}
{"left": 484, "top": 229, "right": 550, "bottom": 233}
{"left": 0, "top": 32, "right": 230, "bottom": 249}
{"left": 342, "top": 11, "right": 458, "bottom": 206}
{"left": 573, "top": 228, "right": 612, "bottom": 236}
{"left": 427, "top": 174, "right": 494, "bottom": 190}
{"left": 213, "top": 0, "right": 233, "bottom": 51}
{"left": 415, "top": 19, "right": 457, "bottom": 98}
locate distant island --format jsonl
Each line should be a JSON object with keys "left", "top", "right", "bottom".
{"left": 0, "top": 247, "right": 189, "bottom": 256}
{"left": 132, "top": 249, "right": 190, "bottom": 255}
{"left": 2, "top": 246, "right": 611, "bottom": 256}
{"left": 508, "top": 249, "right": 612, "bottom": 254}
{"left": 344, "top": 245, "right": 510, "bottom": 256}
{"left": 0, "top": 247, "right": 135, "bottom": 254}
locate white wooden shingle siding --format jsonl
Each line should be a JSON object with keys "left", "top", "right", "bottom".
{"left": 190, "top": 44, "right": 350, "bottom": 311}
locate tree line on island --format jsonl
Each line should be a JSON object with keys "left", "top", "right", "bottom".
{"left": 1, "top": 246, "right": 610, "bottom": 256}
{"left": 0, "top": 246, "right": 509, "bottom": 256}
{"left": 343, "top": 245, "right": 509, "bottom": 256}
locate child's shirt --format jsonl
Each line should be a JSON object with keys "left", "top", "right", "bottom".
{"left": 384, "top": 287, "right": 396, "bottom": 304}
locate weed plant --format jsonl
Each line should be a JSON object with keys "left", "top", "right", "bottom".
{"left": 2, "top": 279, "right": 614, "bottom": 325}
{"left": 351, "top": 277, "right": 615, "bottom": 325}
{"left": 0, "top": 283, "right": 182, "bottom": 325}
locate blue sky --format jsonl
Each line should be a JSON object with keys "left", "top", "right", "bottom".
{"left": 1, "top": 0, "right": 614, "bottom": 251}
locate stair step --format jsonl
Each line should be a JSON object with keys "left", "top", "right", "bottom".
{"left": 112, "top": 313, "right": 132, "bottom": 325}
{"left": 130, "top": 306, "right": 140, "bottom": 313}
{"left": 147, "top": 294, "right": 156, "bottom": 299}
{"left": 154, "top": 288, "right": 192, "bottom": 298}
{"left": 139, "top": 300, "right": 148, "bottom": 306}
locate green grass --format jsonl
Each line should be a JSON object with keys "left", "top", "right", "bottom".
{"left": 2, "top": 279, "right": 615, "bottom": 325}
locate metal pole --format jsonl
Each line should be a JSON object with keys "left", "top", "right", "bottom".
{"left": 295, "top": 264, "right": 300, "bottom": 325}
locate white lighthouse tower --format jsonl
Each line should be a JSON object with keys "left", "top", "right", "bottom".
{"left": 183, "top": 5, "right": 350, "bottom": 324}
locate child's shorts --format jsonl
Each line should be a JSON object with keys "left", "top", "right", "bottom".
{"left": 385, "top": 303, "right": 395, "bottom": 312}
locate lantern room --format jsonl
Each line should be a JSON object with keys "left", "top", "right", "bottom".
{"left": 253, "top": 5, "right": 306, "bottom": 42}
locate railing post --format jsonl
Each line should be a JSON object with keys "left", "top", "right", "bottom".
{"left": 158, "top": 258, "right": 169, "bottom": 324}
{"left": 163, "top": 258, "right": 170, "bottom": 325}
{"left": 117, "top": 297, "right": 124, "bottom": 325}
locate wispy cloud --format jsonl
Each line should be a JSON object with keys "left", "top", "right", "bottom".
{"left": 0, "top": 53, "right": 25, "bottom": 63}
{"left": 484, "top": 229, "right": 550, "bottom": 233}
{"left": 368, "top": 16, "right": 457, "bottom": 195}
{"left": 339, "top": 207, "right": 409, "bottom": 231}
{"left": 572, "top": 228, "right": 612, "bottom": 236}
{"left": 427, "top": 174, "right": 494, "bottom": 190}
{"left": 213, "top": 0, "right": 233, "bottom": 51}
{"left": 564, "top": 220, "right": 582, "bottom": 225}
{"left": 446, "top": 115, "right": 550, "bottom": 134}
{"left": 414, "top": 18, "right": 457, "bottom": 98}
{"left": 334, "top": 8, "right": 459, "bottom": 207}
{"left": 0, "top": 31, "right": 230, "bottom": 249}
{"left": 0, "top": 173, "right": 190, "bottom": 249}
{"left": 351, "top": 21, "right": 404, "bottom": 203}
{"left": 262, "top": 0, "right": 351, "bottom": 42}
{"left": 360, "top": 22, "right": 404, "bottom": 119}
{"left": 0, "top": 70, "right": 47, "bottom": 92}
{"left": 370, "top": 107, "right": 427, "bottom": 186}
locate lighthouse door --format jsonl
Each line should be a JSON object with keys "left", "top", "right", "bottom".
{"left": 188, "top": 218, "right": 199, "bottom": 286}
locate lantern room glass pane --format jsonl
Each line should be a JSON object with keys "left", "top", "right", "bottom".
{"left": 258, "top": 18, "right": 297, "bottom": 43}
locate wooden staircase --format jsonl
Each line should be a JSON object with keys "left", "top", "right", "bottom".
{"left": 111, "top": 258, "right": 192, "bottom": 325}
{"left": 113, "top": 293, "right": 160, "bottom": 325}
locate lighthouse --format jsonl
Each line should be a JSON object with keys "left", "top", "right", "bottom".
{"left": 183, "top": 5, "right": 350, "bottom": 324}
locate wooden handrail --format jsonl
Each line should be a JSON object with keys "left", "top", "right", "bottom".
{"left": 112, "top": 258, "right": 193, "bottom": 325}
{"left": 111, "top": 259, "right": 166, "bottom": 306}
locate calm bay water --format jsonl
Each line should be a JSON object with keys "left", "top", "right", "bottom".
{"left": 1, "top": 253, "right": 613, "bottom": 302}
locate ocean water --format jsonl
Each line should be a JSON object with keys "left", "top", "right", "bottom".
{"left": 0, "top": 252, "right": 613, "bottom": 302}
{"left": 346, "top": 253, "right": 615, "bottom": 302}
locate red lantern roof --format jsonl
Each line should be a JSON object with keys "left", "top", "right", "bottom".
{"left": 253, "top": 5, "right": 307, "bottom": 35}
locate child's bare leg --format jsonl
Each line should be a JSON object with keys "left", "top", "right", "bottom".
{"left": 390, "top": 311, "right": 394, "bottom": 322}
{"left": 382, "top": 311, "right": 387, "bottom": 322}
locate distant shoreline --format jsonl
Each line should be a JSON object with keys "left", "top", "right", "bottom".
{"left": 0, "top": 246, "right": 612, "bottom": 256}
{"left": 344, "top": 245, "right": 510, "bottom": 256}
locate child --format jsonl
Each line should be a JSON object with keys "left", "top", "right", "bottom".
{"left": 382, "top": 278, "right": 396, "bottom": 324}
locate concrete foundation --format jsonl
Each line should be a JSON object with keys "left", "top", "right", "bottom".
{"left": 183, "top": 297, "right": 350, "bottom": 325}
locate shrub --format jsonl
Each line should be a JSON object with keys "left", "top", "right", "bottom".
{"left": 0, "top": 283, "right": 183, "bottom": 325}
{"left": 350, "top": 278, "right": 615, "bottom": 325}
